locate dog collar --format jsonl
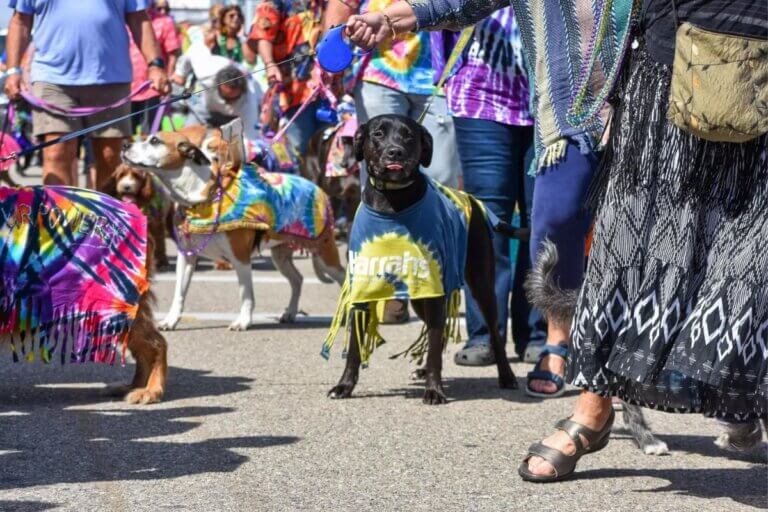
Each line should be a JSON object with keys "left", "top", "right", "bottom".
{"left": 368, "top": 177, "right": 415, "bottom": 191}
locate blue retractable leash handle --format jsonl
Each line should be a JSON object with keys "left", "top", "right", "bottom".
{"left": 315, "top": 25, "right": 372, "bottom": 74}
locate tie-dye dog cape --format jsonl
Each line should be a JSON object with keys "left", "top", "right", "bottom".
{"left": 323, "top": 178, "right": 483, "bottom": 366}
{"left": 183, "top": 165, "right": 333, "bottom": 248}
{"left": 0, "top": 186, "right": 148, "bottom": 365}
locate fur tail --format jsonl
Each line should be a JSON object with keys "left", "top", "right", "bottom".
{"left": 623, "top": 403, "right": 670, "bottom": 455}
{"left": 524, "top": 239, "right": 578, "bottom": 326}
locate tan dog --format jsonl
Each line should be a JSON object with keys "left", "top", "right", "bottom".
{"left": 116, "top": 246, "right": 169, "bottom": 404}
{"left": 121, "top": 125, "right": 346, "bottom": 331}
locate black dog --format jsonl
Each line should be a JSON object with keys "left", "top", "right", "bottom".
{"left": 328, "top": 114, "right": 518, "bottom": 404}
{"left": 301, "top": 126, "right": 361, "bottom": 237}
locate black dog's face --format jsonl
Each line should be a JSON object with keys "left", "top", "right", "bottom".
{"left": 353, "top": 115, "right": 433, "bottom": 184}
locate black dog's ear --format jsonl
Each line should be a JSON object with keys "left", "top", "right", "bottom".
{"left": 177, "top": 141, "right": 211, "bottom": 166}
{"left": 419, "top": 125, "right": 433, "bottom": 168}
{"left": 353, "top": 122, "right": 367, "bottom": 162}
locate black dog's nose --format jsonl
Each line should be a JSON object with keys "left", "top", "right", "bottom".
{"left": 385, "top": 147, "right": 404, "bottom": 160}
{"left": 122, "top": 140, "right": 131, "bottom": 151}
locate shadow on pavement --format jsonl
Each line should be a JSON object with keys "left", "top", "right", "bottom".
{"left": 575, "top": 467, "right": 768, "bottom": 509}
{"left": 0, "top": 365, "right": 253, "bottom": 405}
{"left": 0, "top": 405, "right": 299, "bottom": 490}
{"left": 350, "top": 376, "right": 575, "bottom": 403}
{"left": 656, "top": 433, "right": 768, "bottom": 464}
{"left": 0, "top": 501, "right": 58, "bottom": 512}
{"left": 0, "top": 365, "right": 295, "bottom": 489}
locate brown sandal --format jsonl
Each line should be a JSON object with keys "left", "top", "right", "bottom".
{"left": 518, "top": 409, "right": 615, "bottom": 483}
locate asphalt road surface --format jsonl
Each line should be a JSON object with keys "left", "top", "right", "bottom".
{"left": 1, "top": 168, "right": 766, "bottom": 511}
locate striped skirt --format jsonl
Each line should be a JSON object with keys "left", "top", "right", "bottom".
{"left": 567, "top": 45, "right": 768, "bottom": 420}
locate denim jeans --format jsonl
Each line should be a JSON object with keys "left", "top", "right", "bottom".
{"left": 354, "top": 81, "right": 461, "bottom": 187}
{"left": 530, "top": 142, "right": 598, "bottom": 292}
{"left": 453, "top": 117, "right": 544, "bottom": 356}
{"left": 285, "top": 100, "right": 330, "bottom": 155}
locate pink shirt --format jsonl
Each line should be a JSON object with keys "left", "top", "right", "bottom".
{"left": 129, "top": 12, "right": 181, "bottom": 101}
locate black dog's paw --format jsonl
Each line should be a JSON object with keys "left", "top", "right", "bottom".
{"left": 410, "top": 368, "right": 427, "bottom": 380}
{"left": 423, "top": 387, "right": 447, "bottom": 405}
{"left": 328, "top": 383, "right": 355, "bottom": 399}
{"left": 498, "top": 373, "right": 518, "bottom": 389}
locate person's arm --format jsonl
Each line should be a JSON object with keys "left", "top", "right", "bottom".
{"left": 172, "top": 52, "right": 192, "bottom": 85}
{"left": 162, "top": 18, "right": 182, "bottom": 75}
{"left": 246, "top": 4, "right": 283, "bottom": 85}
{"left": 242, "top": 40, "right": 257, "bottom": 65}
{"left": 126, "top": 10, "right": 170, "bottom": 94}
{"left": 345, "top": 0, "right": 508, "bottom": 49}
{"left": 4, "top": 11, "right": 33, "bottom": 100}
{"left": 322, "top": 0, "right": 356, "bottom": 32}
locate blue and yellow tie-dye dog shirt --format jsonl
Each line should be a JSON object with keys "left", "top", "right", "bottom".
{"left": 324, "top": 178, "right": 486, "bottom": 366}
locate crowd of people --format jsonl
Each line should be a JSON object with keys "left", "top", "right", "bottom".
{"left": 1, "top": 0, "right": 766, "bottom": 485}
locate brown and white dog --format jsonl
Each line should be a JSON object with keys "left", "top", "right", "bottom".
{"left": 121, "top": 124, "right": 346, "bottom": 331}
{"left": 106, "top": 164, "right": 174, "bottom": 269}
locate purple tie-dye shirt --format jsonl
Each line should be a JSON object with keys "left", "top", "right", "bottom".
{"left": 442, "top": 8, "right": 533, "bottom": 127}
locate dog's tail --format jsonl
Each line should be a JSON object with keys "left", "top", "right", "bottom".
{"left": 524, "top": 239, "right": 579, "bottom": 327}
{"left": 622, "top": 403, "right": 670, "bottom": 455}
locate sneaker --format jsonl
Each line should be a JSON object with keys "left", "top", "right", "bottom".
{"left": 522, "top": 342, "right": 545, "bottom": 363}
{"left": 454, "top": 344, "right": 495, "bottom": 367}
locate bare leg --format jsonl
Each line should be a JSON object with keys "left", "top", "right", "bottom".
{"left": 92, "top": 137, "right": 124, "bottom": 191}
{"left": 529, "top": 322, "right": 569, "bottom": 393}
{"left": 524, "top": 391, "right": 612, "bottom": 477}
{"left": 42, "top": 136, "right": 77, "bottom": 186}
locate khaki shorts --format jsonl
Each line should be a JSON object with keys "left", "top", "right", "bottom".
{"left": 31, "top": 81, "right": 132, "bottom": 138}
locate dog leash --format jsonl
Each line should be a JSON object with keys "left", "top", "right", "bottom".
{"left": 20, "top": 80, "right": 153, "bottom": 117}
{"left": 0, "top": 55, "right": 304, "bottom": 164}
{"left": 416, "top": 25, "right": 474, "bottom": 124}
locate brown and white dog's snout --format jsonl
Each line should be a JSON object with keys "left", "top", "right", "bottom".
{"left": 117, "top": 173, "right": 142, "bottom": 196}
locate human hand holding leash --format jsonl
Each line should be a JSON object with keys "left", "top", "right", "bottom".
{"left": 148, "top": 65, "right": 171, "bottom": 95}
{"left": 4, "top": 72, "right": 22, "bottom": 101}
{"left": 345, "top": 2, "right": 418, "bottom": 50}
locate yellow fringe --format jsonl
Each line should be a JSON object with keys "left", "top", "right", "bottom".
{"left": 322, "top": 288, "right": 464, "bottom": 367}
{"left": 538, "top": 139, "right": 568, "bottom": 169}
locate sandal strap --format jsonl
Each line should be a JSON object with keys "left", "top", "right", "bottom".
{"left": 554, "top": 410, "right": 615, "bottom": 453}
{"left": 524, "top": 442, "right": 578, "bottom": 478}
{"left": 538, "top": 343, "right": 568, "bottom": 361}
{"left": 526, "top": 370, "right": 564, "bottom": 389}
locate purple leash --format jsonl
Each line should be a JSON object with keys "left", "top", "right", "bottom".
{"left": 20, "top": 81, "right": 153, "bottom": 117}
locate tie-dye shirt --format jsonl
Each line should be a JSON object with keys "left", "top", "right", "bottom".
{"left": 183, "top": 165, "right": 333, "bottom": 246}
{"left": 442, "top": 8, "right": 533, "bottom": 127}
{"left": 355, "top": 0, "right": 435, "bottom": 95}
{"left": 323, "top": 178, "right": 478, "bottom": 365}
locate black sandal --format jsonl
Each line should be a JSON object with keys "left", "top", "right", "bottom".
{"left": 518, "top": 409, "right": 615, "bottom": 483}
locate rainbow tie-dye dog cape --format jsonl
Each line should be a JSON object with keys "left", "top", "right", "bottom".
{"left": 0, "top": 186, "right": 148, "bottom": 364}
{"left": 323, "top": 179, "right": 482, "bottom": 366}
{"left": 183, "top": 165, "right": 333, "bottom": 247}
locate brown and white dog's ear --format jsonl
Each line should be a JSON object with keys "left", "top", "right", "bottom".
{"left": 139, "top": 171, "right": 154, "bottom": 202}
{"left": 177, "top": 141, "right": 211, "bottom": 166}
{"left": 419, "top": 124, "right": 433, "bottom": 168}
{"left": 353, "top": 121, "right": 367, "bottom": 162}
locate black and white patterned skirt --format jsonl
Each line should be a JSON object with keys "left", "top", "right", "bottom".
{"left": 567, "top": 45, "right": 768, "bottom": 420}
